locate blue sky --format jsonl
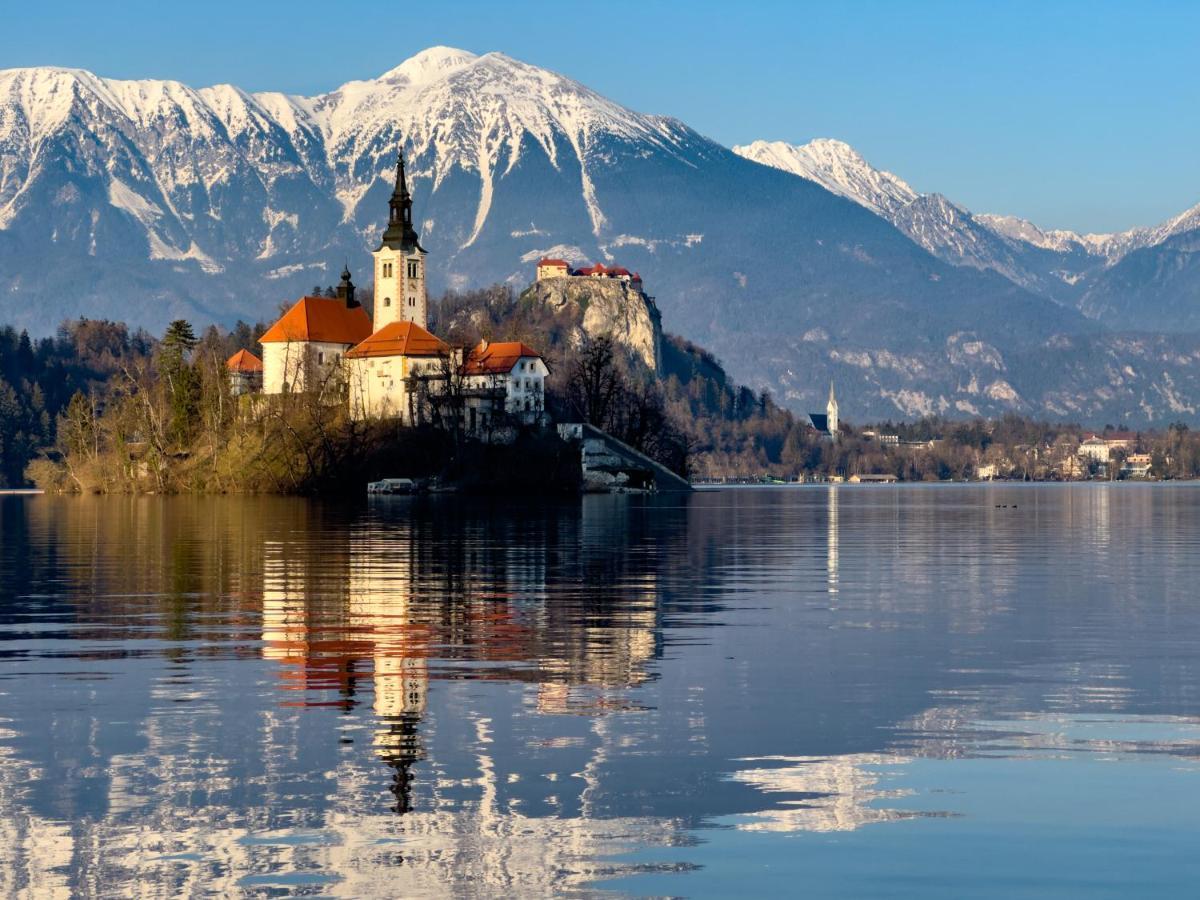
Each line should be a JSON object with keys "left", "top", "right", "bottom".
{"left": 7, "top": 0, "right": 1197, "bottom": 233}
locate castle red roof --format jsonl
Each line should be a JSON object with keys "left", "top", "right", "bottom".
{"left": 463, "top": 340, "right": 544, "bottom": 375}
{"left": 537, "top": 257, "right": 570, "bottom": 268}
{"left": 225, "top": 348, "right": 263, "bottom": 372}
{"left": 345, "top": 321, "right": 449, "bottom": 359}
{"left": 259, "top": 296, "right": 373, "bottom": 345}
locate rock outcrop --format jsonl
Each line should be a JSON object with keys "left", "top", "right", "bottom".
{"left": 520, "top": 277, "right": 662, "bottom": 372}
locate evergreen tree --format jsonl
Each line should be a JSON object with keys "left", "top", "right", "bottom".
{"left": 159, "top": 320, "right": 200, "bottom": 446}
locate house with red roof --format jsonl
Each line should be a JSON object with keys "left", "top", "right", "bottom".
{"left": 226, "top": 348, "right": 263, "bottom": 396}
{"left": 535, "top": 258, "right": 570, "bottom": 280}
{"left": 461, "top": 340, "right": 550, "bottom": 431}
{"left": 259, "top": 267, "right": 371, "bottom": 394}
{"left": 344, "top": 321, "right": 451, "bottom": 421}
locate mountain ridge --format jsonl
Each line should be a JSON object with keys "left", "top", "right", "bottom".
{"left": 2, "top": 48, "right": 1199, "bottom": 424}
{"left": 733, "top": 137, "right": 1200, "bottom": 325}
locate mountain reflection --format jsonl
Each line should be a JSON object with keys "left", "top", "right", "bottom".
{"left": 4, "top": 486, "right": 1200, "bottom": 896}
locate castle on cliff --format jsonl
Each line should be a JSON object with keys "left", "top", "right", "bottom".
{"left": 536, "top": 257, "right": 643, "bottom": 291}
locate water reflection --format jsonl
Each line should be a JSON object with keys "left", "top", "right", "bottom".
{"left": 826, "top": 485, "right": 839, "bottom": 598}
{"left": 2, "top": 486, "right": 1200, "bottom": 896}
{"left": 730, "top": 753, "right": 924, "bottom": 832}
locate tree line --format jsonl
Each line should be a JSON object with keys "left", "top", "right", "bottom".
{"left": 9, "top": 285, "right": 1200, "bottom": 490}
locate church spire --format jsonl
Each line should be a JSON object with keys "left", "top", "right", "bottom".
{"left": 381, "top": 147, "right": 422, "bottom": 251}
{"left": 336, "top": 261, "right": 358, "bottom": 308}
{"left": 827, "top": 379, "right": 839, "bottom": 439}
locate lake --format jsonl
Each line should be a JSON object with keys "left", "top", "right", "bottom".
{"left": 2, "top": 485, "right": 1199, "bottom": 897}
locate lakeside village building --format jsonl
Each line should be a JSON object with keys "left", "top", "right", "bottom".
{"left": 225, "top": 150, "right": 548, "bottom": 432}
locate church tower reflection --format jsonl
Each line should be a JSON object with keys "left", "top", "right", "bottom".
{"left": 257, "top": 499, "right": 667, "bottom": 817}
{"left": 349, "top": 533, "right": 429, "bottom": 816}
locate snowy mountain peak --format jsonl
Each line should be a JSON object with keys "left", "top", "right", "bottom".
{"left": 377, "top": 46, "right": 479, "bottom": 86}
{"left": 733, "top": 138, "right": 918, "bottom": 217}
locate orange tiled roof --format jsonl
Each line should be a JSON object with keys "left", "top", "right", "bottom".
{"left": 345, "top": 321, "right": 450, "bottom": 359}
{"left": 259, "top": 296, "right": 373, "bottom": 345}
{"left": 226, "top": 348, "right": 263, "bottom": 372}
{"left": 463, "top": 340, "right": 543, "bottom": 375}
{"left": 538, "top": 257, "right": 570, "bottom": 267}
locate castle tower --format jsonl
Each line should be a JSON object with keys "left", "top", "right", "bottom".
{"left": 372, "top": 148, "right": 428, "bottom": 329}
{"left": 827, "top": 380, "right": 839, "bottom": 438}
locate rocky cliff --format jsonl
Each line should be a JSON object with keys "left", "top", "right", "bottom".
{"left": 520, "top": 277, "right": 662, "bottom": 373}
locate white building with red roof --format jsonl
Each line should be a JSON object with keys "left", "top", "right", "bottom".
{"left": 345, "top": 321, "right": 450, "bottom": 421}
{"left": 259, "top": 267, "right": 372, "bottom": 395}
{"left": 225, "top": 348, "right": 263, "bottom": 396}
{"left": 461, "top": 340, "right": 549, "bottom": 431}
{"left": 535, "top": 258, "right": 570, "bottom": 280}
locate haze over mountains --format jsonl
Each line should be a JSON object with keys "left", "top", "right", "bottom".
{"left": 2, "top": 46, "right": 1199, "bottom": 423}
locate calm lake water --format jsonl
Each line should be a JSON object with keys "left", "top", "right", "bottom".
{"left": 2, "top": 485, "right": 1200, "bottom": 897}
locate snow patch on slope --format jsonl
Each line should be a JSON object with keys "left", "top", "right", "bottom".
{"left": 734, "top": 139, "right": 917, "bottom": 217}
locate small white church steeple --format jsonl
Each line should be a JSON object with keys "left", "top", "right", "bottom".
{"left": 827, "top": 380, "right": 839, "bottom": 438}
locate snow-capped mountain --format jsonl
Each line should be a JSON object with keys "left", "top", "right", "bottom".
{"left": 1, "top": 47, "right": 1199, "bottom": 422}
{"left": 733, "top": 138, "right": 1110, "bottom": 298}
{"left": 0, "top": 47, "right": 691, "bottom": 285}
{"left": 734, "top": 138, "right": 1200, "bottom": 322}
{"left": 732, "top": 139, "right": 918, "bottom": 218}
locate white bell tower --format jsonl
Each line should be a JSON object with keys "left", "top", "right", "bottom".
{"left": 373, "top": 148, "right": 428, "bottom": 329}
{"left": 827, "top": 380, "right": 839, "bottom": 438}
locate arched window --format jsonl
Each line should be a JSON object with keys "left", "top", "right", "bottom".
{"left": 383, "top": 297, "right": 391, "bottom": 307}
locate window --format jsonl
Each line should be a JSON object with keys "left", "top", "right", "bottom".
{"left": 408, "top": 296, "right": 415, "bottom": 307}
{"left": 383, "top": 297, "right": 391, "bottom": 307}
{"left": 383, "top": 262, "right": 392, "bottom": 278}
{"left": 317, "top": 352, "right": 325, "bottom": 365}
{"left": 407, "top": 259, "right": 419, "bottom": 278}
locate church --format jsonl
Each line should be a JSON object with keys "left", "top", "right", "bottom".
{"left": 808, "top": 381, "right": 840, "bottom": 439}
{"left": 257, "top": 148, "right": 548, "bottom": 431}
